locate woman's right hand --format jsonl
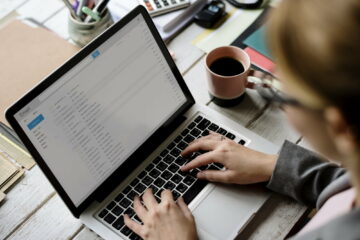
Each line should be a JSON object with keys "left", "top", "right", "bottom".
{"left": 180, "top": 132, "right": 278, "bottom": 185}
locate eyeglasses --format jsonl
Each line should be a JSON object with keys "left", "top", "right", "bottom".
{"left": 250, "top": 74, "right": 302, "bottom": 107}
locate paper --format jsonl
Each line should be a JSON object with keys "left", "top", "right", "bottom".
{"left": 16, "top": 0, "right": 63, "bottom": 23}
{"left": 193, "top": 8, "right": 263, "bottom": 53}
{"left": 243, "top": 25, "right": 272, "bottom": 60}
{"left": 244, "top": 47, "right": 275, "bottom": 74}
{"left": 0, "top": 153, "right": 18, "bottom": 187}
{"left": 0, "top": 152, "right": 24, "bottom": 192}
{"left": 0, "top": 133, "right": 35, "bottom": 170}
{"left": 0, "top": 191, "right": 5, "bottom": 203}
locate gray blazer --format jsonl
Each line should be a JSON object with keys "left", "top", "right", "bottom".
{"left": 266, "top": 141, "right": 360, "bottom": 240}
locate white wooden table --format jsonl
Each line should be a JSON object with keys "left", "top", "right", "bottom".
{"left": 0, "top": 1, "right": 308, "bottom": 239}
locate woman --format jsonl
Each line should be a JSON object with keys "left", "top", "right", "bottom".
{"left": 123, "top": 0, "right": 360, "bottom": 239}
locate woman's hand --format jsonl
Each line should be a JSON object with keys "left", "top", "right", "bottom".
{"left": 124, "top": 189, "right": 197, "bottom": 240}
{"left": 180, "top": 132, "right": 278, "bottom": 185}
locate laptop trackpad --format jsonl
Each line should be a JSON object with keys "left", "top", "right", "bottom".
{"left": 192, "top": 184, "right": 269, "bottom": 240}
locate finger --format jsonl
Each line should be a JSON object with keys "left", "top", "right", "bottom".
{"left": 133, "top": 196, "right": 147, "bottom": 220}
{"left": 160, "top": 189, "right": 174, "bottom": 203}
{"left": 181, "top": 139, "right": 220, "bottom": 157}
{"left": 177, "top": 197, "right": 192, "bottom": 218}
{"left": 181, "top": 151, "right": 220, "bottom": 171}
{"left": 197, "top": 169, "right": 231, "bottom": 183}
{"left": 124, "top": 214, "right": 143, "bottom": 236}
{"left": 142, "top": 188, "right": 158, "bottom": 209}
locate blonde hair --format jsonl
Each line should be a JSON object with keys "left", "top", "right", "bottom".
{"left": 268, "top": 0, "right": 360, "bottom": 134}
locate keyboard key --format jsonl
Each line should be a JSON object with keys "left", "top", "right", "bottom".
{"left": 170, "top": 147, "right": 181, "bottom": 157}
{"left": 183, "top": 180, "right": 207, "bottom": 204}
{"left": 208, "top": 164, "right": 220, "bottom": 171}
{"left": 115, "top": 193, "right": 124, "bottom": 202}
{"left": 171, "top": 174, "right": 183, "bottom": 184}
{"left": 130, "top": 178, "right": 139, "bottom": 187}
{"left": 199, "top": 165, "right": 208, "bottom": 171}
{"left": 194, "top": 116, "right": 203, "bottom": 123}
{"left": 226, "top": 132, "right": 236, "bottom": 140}
{"left": 161, "top": 170, "right": 173, "bottom": 180}
{"left": 197, "top": 118, "right": 211, "bottom": 130}
{"left": 133, "top": 214, "right": 143, "bottom": 224}
{"left": 127, "top": 190, "right": 138, "bottom": 201}
{"left": 129, "top": 232, "right": 142, "bottom": 240}
{"left": 98, "top": 209, "right": 108, "bottom": 218}
{"left": 164, "top": 155, "right": 175, "bottom": 164}
{"left": 112, "top": 205, "right": 124, "bottom": 216}
{"left": 145, "top": 163, "right": 155, "bottom": 172}
{"left": 190, "top": 128, "right": 201, "bottom": 137}
{"left": 121, "top": 226, "right": 133, "bottom": 236}
{"left": 214, "top": 162, "right": 224, "bottom": 169}
{"left": 239, "top": 139, "right": 246, "bottom": 145}
{"left": 160, "top": 149, "right": 169, "bottom": 157}
{"left": 149, "top": 184, "right": 159, "bottom": 194}
{"left": 122, "top": 186, "right": 132, "bottom": 195}
{"left": 155, "top": 189, "right": 163, "bottom": 198}
{"left": 142, "top": 176, "right": 154, "bottom": 186}
{"left": 153, "top": 156, "right": 162, "bottom": 164}
{"left": 189, "top": 168, "right": 199, "bottom": 178}
{"left": 217, "top": 128, "right": 227, "bottom": 135}
{"left": 208, "top": 123, "right": 219, "bottom": 131}
{"left": 120, "top": 198, "right": 131, "bottom": 208}
{"left": 112, "top": 216, "right": 124, "bottom": 230}
{"left": 106, "top": 201, "right": 116, "bottom": 210}
{"left": 156, "top": 162, "right": 168, "bottom": 171}
{"left": 202, "top": 129, "right": 209, "bottom": 136}
{"left": 168, "top": 163, "right": 180, "bottom": 173}
{"left": 181, "top": 128, "right": 189, "bottom": 136}
{"left": 187, "top": 122, "right": 196, "bottom": 129}
{"left": 174, "top": 135, "right": 182, "bottom": 143}
{"left": 164, "top": 181, "right": 175, "bottom": 190}
{"left": 175, "top": 156, "right": 187, "bottom": 166}
{"left": 154, "top": 178, "right": 165, "bottom": 187}
{"left": 172, "top": 191, "right": 181, "bottom": 200}
{"left": 176, "top": 183, "right": 188, "bottom": 193}
{"left": 104, "top": 213, "right": 116, "bottom": 224}
{"left": 149, "top": 168, "right": 161, "bottom": 178}
{"left": 125, "top": 208, "right": 135, "bottom": 218}
{"left": 177, "top": 141, "right": 188, "bottom": 150}
{"left": 167, "top": 142, "right": 175, "bottom": 150}
{"left": 138, "top": 171, "right": 147, "bottom": 179}
{"left": 135, "top": 183, "right": 147, "bottom": 193}
{"left": 183, "top": 175, "right": 196, "bottom": 186}
{"left": 184, "top": 135, "right": 195, "bottom": 143}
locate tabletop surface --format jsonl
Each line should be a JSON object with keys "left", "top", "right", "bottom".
{"left": 0, "top": 0, "right": 308, "bottom": 239}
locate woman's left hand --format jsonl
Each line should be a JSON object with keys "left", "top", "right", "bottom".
{"left": 124, "top": 189, "right": 197, "bottom": 240}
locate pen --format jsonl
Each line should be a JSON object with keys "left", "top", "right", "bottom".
{"left": 84, "top": 0, "right": 109, "bottom": 23}
{"left": 82, "top": 6, "right": 101, "bottom": 22}
{"left": 77, "top": 0, "right": 87, "bottom": 19}
{"left": 62, "top": 0, "right": 81, "bottom": 21}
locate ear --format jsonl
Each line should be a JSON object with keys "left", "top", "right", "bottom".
{"left": 324, "top": 107, "right": 356, "bottom": 156}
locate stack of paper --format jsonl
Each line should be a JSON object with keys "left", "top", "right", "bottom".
{"left": 108, "top": 0, "right": 208, "bottom": 41}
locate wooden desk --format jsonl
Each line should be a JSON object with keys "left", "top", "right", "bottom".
{"left": 0, "top": 1, "right": 308, "bottom": 239}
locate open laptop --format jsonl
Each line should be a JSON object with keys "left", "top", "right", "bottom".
{"left": 6, "top": 6, "right": 278, "bottom": 240}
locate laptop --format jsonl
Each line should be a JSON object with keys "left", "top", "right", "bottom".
{"left": 6, "top": 6, "right": 278, "bottom": 240}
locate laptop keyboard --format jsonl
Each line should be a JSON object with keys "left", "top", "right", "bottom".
{"left": 96, "top": 115, "right": 247, "bottom": 240}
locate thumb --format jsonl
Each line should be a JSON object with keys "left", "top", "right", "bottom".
{"left": 197, "top": 170, "right": 231, "bottom": 183}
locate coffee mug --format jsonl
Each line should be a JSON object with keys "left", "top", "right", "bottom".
{"left": 205, "top": 46, "right": 251, "bottom": 107}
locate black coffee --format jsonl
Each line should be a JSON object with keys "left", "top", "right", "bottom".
{"left": 209, "top": 57, "right": 244, "bottom": 76}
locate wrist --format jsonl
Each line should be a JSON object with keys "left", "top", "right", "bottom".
{"left": 261, "top": 154, "right": 278, "bottom": 182}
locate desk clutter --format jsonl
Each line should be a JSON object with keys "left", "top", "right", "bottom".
{"left": 0, "top": 20, "right": 80, "bottom": 203}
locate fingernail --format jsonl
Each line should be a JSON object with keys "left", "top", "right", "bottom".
{"left": 197, "top": 172, "right": 203, "bottom": 178}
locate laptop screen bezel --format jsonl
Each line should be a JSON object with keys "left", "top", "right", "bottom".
{"left": 5, "top": 6, "right": 195, "bottom": 218}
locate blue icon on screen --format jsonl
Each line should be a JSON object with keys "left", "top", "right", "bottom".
{"left": 92, "top": 50, "right": 100, "bottom": 59}
{"left": 27, "top": 114, "right": 44, "bottom": 130}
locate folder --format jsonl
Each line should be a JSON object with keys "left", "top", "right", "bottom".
{"left": 0, "top": 20, "right": 80, "bottom": 125}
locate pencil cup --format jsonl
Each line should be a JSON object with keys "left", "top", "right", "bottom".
{"left": 68, "top": 9, "right": 113, "bottom": 47}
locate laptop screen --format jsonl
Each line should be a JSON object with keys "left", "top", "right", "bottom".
{"left": 14, "top": 14, "right": 187, "bottom": 207}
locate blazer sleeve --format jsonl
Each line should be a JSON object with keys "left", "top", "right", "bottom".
{"left": 266, "top": 140, "right": 346, "bottom": 207}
